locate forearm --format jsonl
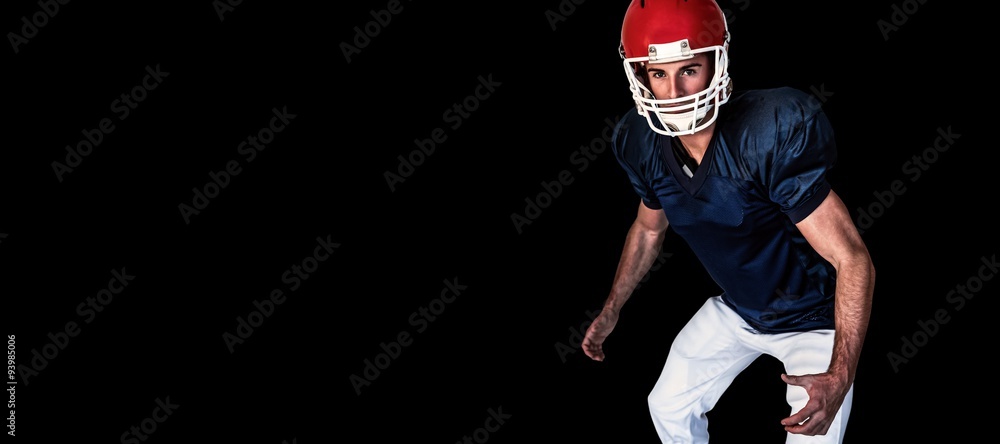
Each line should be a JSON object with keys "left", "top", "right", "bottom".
{"left": 828, "top": 253, "right": 876, "bottom": 384}
{"left": 603, "top": 222, "right": 666, "bottom": 314}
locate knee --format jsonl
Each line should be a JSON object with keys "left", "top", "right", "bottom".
{"left": 647, "top": 384, "right": 697, "bottom": 417}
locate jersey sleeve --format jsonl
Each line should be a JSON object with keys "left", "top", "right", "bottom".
{"left": 766, "top": 96, "right": 838, "bottom": 223}
{"left": 612, "top": 110, "right": 663, "bottom": 210}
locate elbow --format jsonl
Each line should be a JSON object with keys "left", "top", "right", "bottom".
{"left": 870, "top": 260, "right": 877, "bottom": 290}
{"left": 832, "top": 247, "right": 876, "bottom": 289}
{"left": 857, "top": 250, "right": 876, "bottom": 297}
{"left": 861, "top": 247, "right": 876, "bottom": 282}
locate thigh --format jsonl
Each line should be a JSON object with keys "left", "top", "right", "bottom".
{"left": 766, "top": 329, "right": 852, "bottom": 444}
{"left": 767, "top": 329, "right": 836, "bottom": 376}
{"left": 651, "top": 296, "right": 761, "bottom": 403}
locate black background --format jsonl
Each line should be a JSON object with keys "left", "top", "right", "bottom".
{"left": 1, "top": 1, "right": 991, "bottom": 443}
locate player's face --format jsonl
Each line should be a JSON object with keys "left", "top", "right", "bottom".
{"left": 645, "top": 53, "right": 713, "bottom": 104}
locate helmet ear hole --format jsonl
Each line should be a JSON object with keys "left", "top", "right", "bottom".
{"left": 632, "top": 64, "right": 654, "bottom": 99}
{"left": 633, "top": 63, "right": 648, "bottom": 83}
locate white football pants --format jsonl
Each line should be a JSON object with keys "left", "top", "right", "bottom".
{"left": 647, "top": 296, "right": 853, "bottom": 443}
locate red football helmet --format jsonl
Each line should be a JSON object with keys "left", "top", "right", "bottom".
{"left": 619, "top": 0, "right": 732, "bottom": 136}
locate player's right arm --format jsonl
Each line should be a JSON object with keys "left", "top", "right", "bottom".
{"left": 582, "top": 200, "right": 668, "bottom": 361}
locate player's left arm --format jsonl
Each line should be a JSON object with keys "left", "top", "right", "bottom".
{"left": 781, "top": 189, "right": 876, "bottom": 436}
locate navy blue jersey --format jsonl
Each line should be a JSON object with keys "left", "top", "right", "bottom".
{"left": 612, "top": 87, "right": 838, "bottom": 333}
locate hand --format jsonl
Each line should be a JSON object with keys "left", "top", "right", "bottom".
{"left": 581, "top": 308, "right": 619, "bottom": 361}
{"left": 779, "top": 372, "right": 850, "bottom": 436}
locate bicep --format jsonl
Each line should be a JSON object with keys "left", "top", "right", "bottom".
{"left": 794, "top": 190, "right": 867, "bottom": 268}
{"left": 635, "top": 200, "right": 669, "bottom": 234}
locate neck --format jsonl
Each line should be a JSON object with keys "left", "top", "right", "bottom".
{"left": 676, "top": 121, "right": 715, "bottom": 165}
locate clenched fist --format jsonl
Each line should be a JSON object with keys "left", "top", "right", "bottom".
{"left": 581, "top": 308, "right": 620, "bottom": 361}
